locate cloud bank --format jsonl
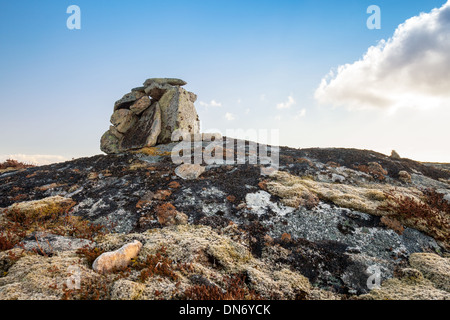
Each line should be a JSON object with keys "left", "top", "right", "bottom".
{"left": 315, "top": 1, "right": 450, "bottom": 110}
{"left": 0, "top": 154, "right": 69, "bottom": 166}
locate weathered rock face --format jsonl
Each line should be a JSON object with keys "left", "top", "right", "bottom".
{"left": 100, "top": 78, "right": 200, "bottom": 154}
{"left": 120, "top": 102, "right": 162, "bottom": 151}
{"left": 157, "top": 87, "right": 200, "bottom": 144}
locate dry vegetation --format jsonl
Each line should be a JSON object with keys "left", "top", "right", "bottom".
{"left": 0, "top": 159, "right": 35, "bottom": 171}
{"left": 378, "top": 189, "right": 450, "bottom": 247}
{"left": 0, "top": 197, "right": 110, "bottom": 253}
{"left": 183, "top": 274, "right": 261, "bottom": 300}
{"left": 266, "top": 170, "right": 450, "bottom": 248}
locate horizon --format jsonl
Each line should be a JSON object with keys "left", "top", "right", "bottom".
{"left": 1, "top": 0, "right": 449, "bottom": 165}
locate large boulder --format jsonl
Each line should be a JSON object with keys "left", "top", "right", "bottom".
{"left": 120, "top": 102, "right": 162, "bottom": 151}
{"left": 130, "top": 96, "right": 152, "bottom": 115}
{"left": 114, "top": 91, "right": 146, "bottom": 111}
{"left": 157, "top": 87, "right": 200, "bottom": 144}
{"left": 110, "top": 109, "right": 138, "bottom": 134}
{"left": 100, "top": 78, "right": 200, "bottom": 154}
{"left": 100, "top": 130, "right": 120, "bottom": 154}
{"left": 143, "top": 78, "right": 187, "bottom": 87}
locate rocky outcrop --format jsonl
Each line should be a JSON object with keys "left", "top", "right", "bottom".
{"left": 100, "top": 78, "right": 200, "bottom": 154}
{"left": 1, "top": 142, "right": 449, "bottom": 299}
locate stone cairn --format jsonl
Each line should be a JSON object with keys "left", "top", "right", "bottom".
{"left": 100, "top": 78, "right": 200, "bottom": 154}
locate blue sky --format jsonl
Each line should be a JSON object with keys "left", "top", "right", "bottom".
{"left": 0, "top": 0, "right": 449, "bottom": 164}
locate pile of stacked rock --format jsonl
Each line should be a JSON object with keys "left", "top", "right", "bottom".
{"left": 100, "top": 78, "right": 200, "bottom": 154}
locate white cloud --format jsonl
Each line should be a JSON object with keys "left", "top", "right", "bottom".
{"left": 260, "top": 94, "right": 267, "bottom": 101}
{"left": 294, "top": 109, "right": 307, "bottom": 120}
{"left": 315, "top": 1, "right": 450, "bottom": 110}
{"left": 276, "top": 95, "right": 296, "bottom": 110}
{"left": 199, "top": 100, "right": 222, "bottom": 108}
{"left": 275, "top": 115, "right": 282, "bottom": 121}
{"left": 0, "top": 154, "right": 69, "bottom": 166}
{"left": 225, "top": 112, "right": 235, "bottom": 121}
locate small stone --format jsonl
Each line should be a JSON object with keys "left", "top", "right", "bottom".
{"left": 88, "top": 172, "right": 99, "bottom": 180}
{"left": 398, "top": 171, "right": 412, "bottom": 183}
{"left": 110, "top": 109, "right": 138, "bottom": 134}
{"left": 131, "top": 86, "right": 146, "bottom": 93}
{"left": 143, "top": 78, "right": 187, "bottom": 87}
{"left": 144, "top": 82, "right": 173, "bottom": 100}
{"left": 36, "top": 183, "right": 61, "bottom": 192}
{"left": 130, "top": 96, "right": 151, "bottom": 115}
{"left": 175, "top": 164, "right": 206, "bottom": 180}
{"left": 331, "top": 173, "right": 346, "bottom": 183}
{"left": 114, "top": 91, "right": 146, "bottom": 111}
{"left": 188, "top": 92, "right": 197, "bottom": 103}
{"left": 92, "top": 240, "right": 143, "bottom": 274}
{"left": 100, "top": 130, "right": 120, "bottom": 154}
{"left": 153, "top": 190, "right": 172, "bottom": 200}
{"left": 261, "top": 166, "right": 278, "bottom": 176}
{"left": 391, "top": 150, "right": 401, "bottom": 159}
{"left": 109, "top": 125, "right": 124, "bottom": 139}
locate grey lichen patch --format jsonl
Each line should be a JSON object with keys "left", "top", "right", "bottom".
{"left": 245, "top": 190, "right": 294, "bottom": 217}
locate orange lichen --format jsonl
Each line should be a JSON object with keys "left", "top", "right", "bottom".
{"left": 153, "top": 190, "right": 172, "bottom": 201}
{"left": 168, "top": 181, "right": 181, "bottom": 189}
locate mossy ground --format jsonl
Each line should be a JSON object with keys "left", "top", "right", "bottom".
{"left": 0, "top": 145, "right": 449, "bottom": 300}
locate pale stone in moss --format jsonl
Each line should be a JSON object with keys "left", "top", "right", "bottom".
{"left": 93, "top": 240, "right": 143, "bottom": 274}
